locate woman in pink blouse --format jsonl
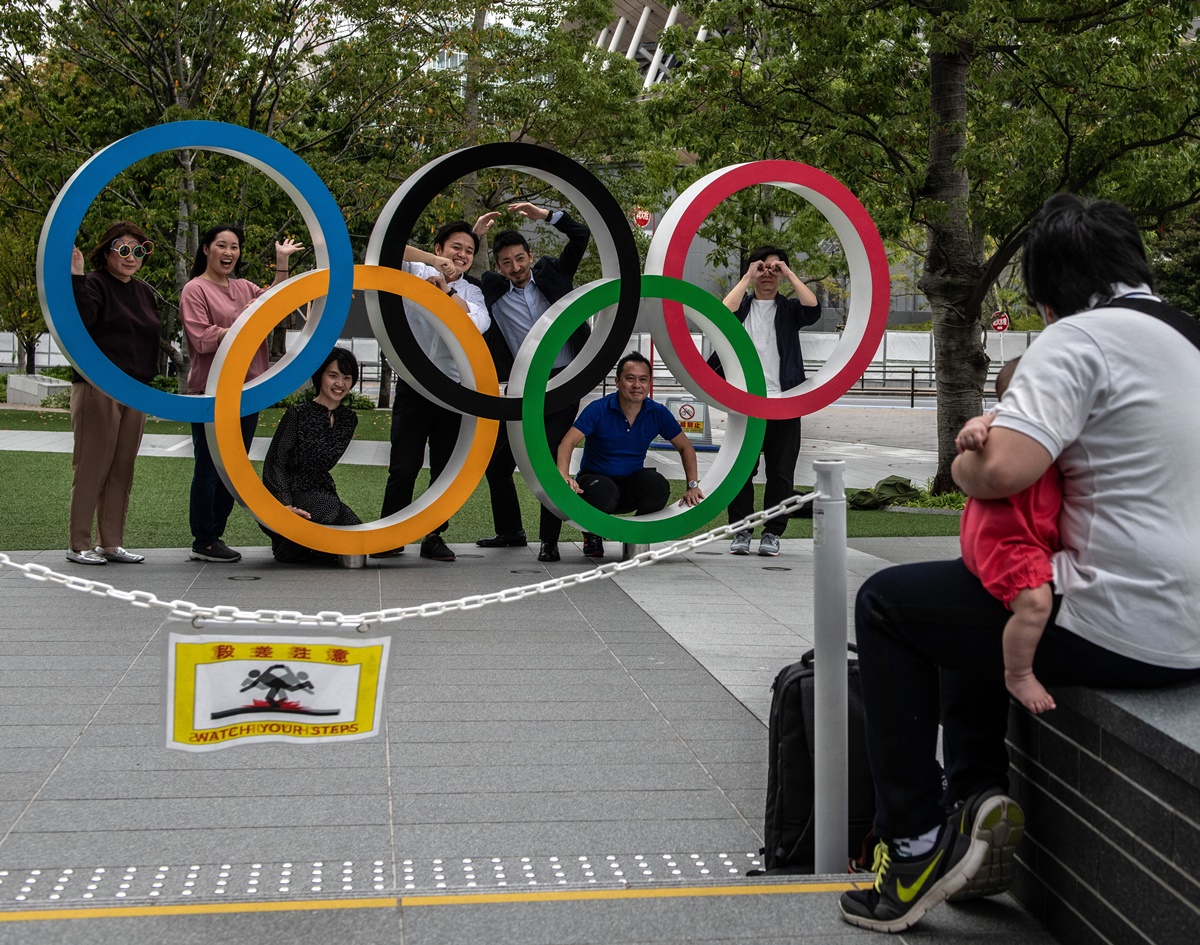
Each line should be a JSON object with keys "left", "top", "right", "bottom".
{"left": 180, "top": 225, "right": 302, "bottom": 563}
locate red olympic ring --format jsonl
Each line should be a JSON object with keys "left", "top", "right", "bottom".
{"left": 646, "top": 161, "right": 890, "bottom": 420}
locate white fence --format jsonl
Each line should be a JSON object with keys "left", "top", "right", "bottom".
{"left": 2, "top": 328, "right": 1039, "bottom": 388}
{"left": 0, "top": 332, "right": 72, "bottom": 371}
{"left": 628, "top": 329, "right": 1038, "bottom": 390}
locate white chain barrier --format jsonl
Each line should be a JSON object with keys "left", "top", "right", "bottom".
{"left": 0, "top": 494, "right": 813, "bottom": 632}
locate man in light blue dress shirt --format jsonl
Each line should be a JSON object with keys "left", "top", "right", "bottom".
{"left": 474, "top": 202, "right": 592, "bottom": 562}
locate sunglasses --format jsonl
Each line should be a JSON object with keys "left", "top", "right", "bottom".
{"left": 111, "top": 240, "right": 155, "bottom": 259}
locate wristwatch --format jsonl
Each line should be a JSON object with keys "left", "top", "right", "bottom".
{"left": 446, "top": 286, "right": 457, "bottom": 298}
{"left": 687, "top": 480, "right": 700, "bottom": 489}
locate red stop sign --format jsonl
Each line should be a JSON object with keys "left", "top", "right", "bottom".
{"left": 991, "top": 311, "right": 1010, "bottom": 332}
{"left": 633, "top": 207, "right": 651, "bottom": 228}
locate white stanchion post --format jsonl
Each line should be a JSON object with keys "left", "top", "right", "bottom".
{"left": 812, "top": 460, "right": 848, "bottom": 874}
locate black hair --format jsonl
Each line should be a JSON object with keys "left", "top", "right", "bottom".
{"left": 995, "top": 357, "right": 1020, "bottom": 399}
{"left": 311, "top": 347, "right": 359, "bottom": 392}
{"left": 190, "top": 225, "right": 246, "bottom": 280}
{"left": 1022, "top": 193, "right": 1154, "bottom": 318}
{"left": 748, "top": 245, "right": 790, "bottom": 268}
{"left": 616, "top": 351, "right": 652, "bottom": 377}
{"left": 89, "top": 220, "right": 148, "bottom": 271}
{"left": 433, "top": 221, "right": 480, "bottom": 254}
{"left": 492, "top": 229, "right": 530, "bottom": 259}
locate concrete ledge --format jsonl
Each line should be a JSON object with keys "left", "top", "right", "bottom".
{"left": 6, "top": 373, "right": 72, "bottom": 405}
{"left": 1007, "top": 680, "right": 1200, "bottom": 945}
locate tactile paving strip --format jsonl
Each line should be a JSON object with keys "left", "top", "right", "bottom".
{"left": 0, "top": 853, "right": 765, "bottom": 904}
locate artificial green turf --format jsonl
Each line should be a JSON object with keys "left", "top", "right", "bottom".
{"left": 0, "top": 407, "right": 394, "bottom": 441}
{"left": 0, "top": 449, "right": 961, "bottom": 552}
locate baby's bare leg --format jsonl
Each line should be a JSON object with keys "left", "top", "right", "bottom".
{"left": 1003, "top": 585, "right": 1057, "bottom": 713}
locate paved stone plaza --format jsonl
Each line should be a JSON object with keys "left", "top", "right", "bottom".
{"left": 0, "top": 403, "right": 1055, "bottom": 943}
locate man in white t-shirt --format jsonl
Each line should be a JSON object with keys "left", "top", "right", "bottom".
{"left": 839, "top": 194, "right": 1200, "bottom": 934}
{"left": 374, "top": 221, "right": 490, "bottom": 562}
{"left": 716, "top": 245, "right": 820, "bottom": 556}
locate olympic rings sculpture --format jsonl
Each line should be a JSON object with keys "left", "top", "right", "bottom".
{"left": 37, "top": 121, "right": 889, "bottom": 556}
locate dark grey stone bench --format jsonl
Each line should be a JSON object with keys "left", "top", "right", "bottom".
{"left": 1007, "top": 680, "right": 1200, "bottom": 945}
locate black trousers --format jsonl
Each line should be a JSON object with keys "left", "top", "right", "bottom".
{"left": 267, "top": 489, "right": 362, "bottom": 564}
{"left": 575, "top": 468, "right": 670, "bottom": 537}
{"left": 484, "top": 397, "right": 578, "bottom": 543}
{"left": 727, "top": 416, "right": 802, "bottom": 536}
{"left": 855, "top": 558, "right": 1200, "bottom": 842}
{"left": 189, "top": 413, "right": 257, "bottom": 546}
{"left": 380, "top": 381, "right": 462, "bottom": 534}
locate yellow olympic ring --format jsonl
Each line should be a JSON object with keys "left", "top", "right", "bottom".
{"left": 209, "top": 265, "right": 499, "bottom": 555}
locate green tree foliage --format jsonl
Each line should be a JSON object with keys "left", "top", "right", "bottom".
{"left": 650, "top": 1, "right": 1200, "bottom": 490}
{"left": 0, "top": 1, "right": 655, "bottom": 374}
{"left": 1153, "top": 209, "right": 1200, "bottom": 316}
{"left": 0, "top": 212, "right": 43, "bottom": 371}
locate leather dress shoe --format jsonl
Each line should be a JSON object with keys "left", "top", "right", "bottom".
{"left": 476, "top": 530, "right": 528, "bottom": 547}
{"left": 537, "top": 542, "right": 560, "bottom": 562}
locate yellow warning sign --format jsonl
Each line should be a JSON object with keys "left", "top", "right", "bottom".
{"left": 165, "top": 629, "right": 390, "bottom": 751}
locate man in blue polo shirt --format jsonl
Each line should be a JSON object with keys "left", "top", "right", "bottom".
{"left": 555, "top": 352, "right": 704, "bottom": 559}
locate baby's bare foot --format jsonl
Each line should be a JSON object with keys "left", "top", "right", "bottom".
{"left": 1007, "top": 672, "right": 1056, "bottom": 714}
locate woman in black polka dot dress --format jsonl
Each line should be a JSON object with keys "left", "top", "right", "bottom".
{"left": 261, "top": 348, "right": 362, "bottom": 563}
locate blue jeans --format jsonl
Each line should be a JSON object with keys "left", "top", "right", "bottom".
{"left": 855, "top": 558, "right": 1200, "bottom": 841}
{"left": 189, "top": 414, "right": 257, "bottom": 547}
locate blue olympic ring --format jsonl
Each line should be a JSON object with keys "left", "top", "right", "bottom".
{"left": 36, "top": 121, "right": 354, "bottom": 422}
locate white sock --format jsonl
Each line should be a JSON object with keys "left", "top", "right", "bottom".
{"left": 893, "top": 824, "right": 941, "bottom": 858}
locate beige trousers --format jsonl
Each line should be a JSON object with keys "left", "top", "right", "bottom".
{"left": 69, "top": 382, "right": 146, "bottom": 552}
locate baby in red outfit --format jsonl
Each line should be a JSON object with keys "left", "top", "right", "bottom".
{"left": 956, "top": 357, "right": 1059, "bottom": 714}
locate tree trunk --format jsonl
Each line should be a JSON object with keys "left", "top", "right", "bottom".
{"left": 22, "top": 337, "right": 36, "bottom": 374}
{"left": 919, "top": 35, "right": 988, "bottom": 493}
{"left": 171, "top": 148, "right": 199, "bottom": 383}
{"left": 378, "top": 358, "right": 392, "bottom": 410}
{"left": 465, "top": 6, "right": 490, "bottom": 278}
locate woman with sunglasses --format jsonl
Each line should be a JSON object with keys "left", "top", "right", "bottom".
{"left": 180, "top": 224, "right": 303, "bottom": 563}
{"left": 65, "top": 222, "right": 160, "bottom": 565}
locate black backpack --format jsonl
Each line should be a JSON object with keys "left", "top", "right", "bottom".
{"left": 752, "top": 645, "right": 876, "bottom": 874}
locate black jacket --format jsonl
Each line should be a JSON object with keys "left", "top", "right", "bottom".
{"left": 481, "top": 212, "right": 592, "bottom": 382}
{"left": 709, "top": 293, "right": 822, "bottom": 391}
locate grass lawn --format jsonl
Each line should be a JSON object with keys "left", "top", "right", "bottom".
{"left": 0, "top": 407, "right": 394, "bottom": 441}
{"left": 0, "top": 448, "right": 961, "bottom": 552}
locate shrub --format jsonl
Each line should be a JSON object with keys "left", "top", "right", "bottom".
{"left": 0, "top": 373, "right": 7, "bottom": 403}
{"left": 892, "top": 479, "right": 967, "bottom": 510}
{"left": 150, "top": 374, "right": 177, "bottom": 394}
{"left": 272, "top": 386, "right": 314, "bottom": 409}
{"left": 898, "top": 490, "right": 967, "bottom": 510}
{"left": 40, "top": 390, "right": 72, "bottom": 409}
{"left": 39, "top": 365, "right": 74, "bottom": 380}
{"left": 272, "top": 386, "right": 375, "bottom": 410}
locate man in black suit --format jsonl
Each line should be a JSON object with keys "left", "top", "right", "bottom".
{"left": 474, "top": 202, "right": 591, "bottom": 562}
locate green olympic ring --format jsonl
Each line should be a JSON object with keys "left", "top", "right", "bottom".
{"left": 508, "top": 274, "right": 767, "bottom": 543}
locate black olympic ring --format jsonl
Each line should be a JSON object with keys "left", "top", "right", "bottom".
{"left": 365, "top": 143, "right": 641, "bottom": 420}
